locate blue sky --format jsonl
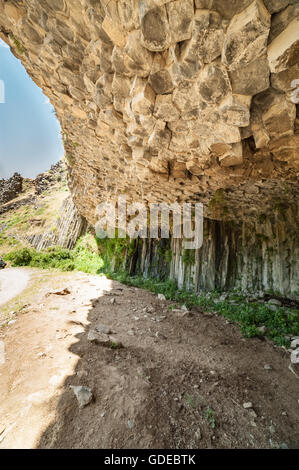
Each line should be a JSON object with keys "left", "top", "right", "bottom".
{"left": 0, "top": 39, "right": 64, "bottom": 179}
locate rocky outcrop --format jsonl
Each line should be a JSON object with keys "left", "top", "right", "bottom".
{"left": 0, "top": 162, "right": 87, "bottom": 251}
{"left": 0, "top": 173, "right": 23, "bottom": 205}
{"left": 34, "top": 161, "right": 65, "bottom": 194}
{"left": 0, "top": 195, "right": 36, "bottom": 216}
{"left": 0, "top": 0, "right": 298, "bottom": 225}
{"left": 27, "top": 195, "right": 87, "bottom": 250}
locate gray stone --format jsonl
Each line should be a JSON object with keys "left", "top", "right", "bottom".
{"left": 198, "top": 64, "right": 231, "bottom": 104}
{"left": 0, "top": 258, "right": 6, "bottom": 269}
{"left": 243, "top": 402, "right": 253, "bottom": 409}
{"left": 195, "top": 1, "right": 254, "bottom": 19}
{"left": 257, "top": 325, "right": 267, "bottom": 334}
{"left": 268, "top": 4, "right": 299, "bottom": 43}
{"left": 219, "top": 142, "right": 243, "bottom": 167}
{"left": 271, "top": 63, "right": 299, "bottom": 95}
{"left": 158, "top": 293, "right": 166, "bottom": 301}
{"left": 192, "top": 10, "right": 224, "bottom": 64}
{"left": 219, "top": 95, "right": 251, "bottom": 128}
{"left": 280, "top": 443, "right": 288, "bottom": 449}
{"left": 251, "top": 89, "right": 296, "bottom": 148}
{"left": 222, "top": 0, "right": 270, "bottom": 68}
{"left": 131, "top": 79, "right": 156, "bottom": 116}
{"left": 70, "top": 385, "right": 93, "bottom": 408}
{"left": 166, "top": 0, "right": 194, "bottom": 44}
{"left": 154, "top": 94, "right": 180, "bottom": 122}
{"left": 149, "top": 69, "right": 174, "bottom": 95}
{"left": 87, "top": 330, "right": 121, "bottom": 347}
{"left": 263, "top": 0, "right": 290, "bottom": 14}
{"left": 124, "top": 30, "right": 154, "bottom": 77}
{"left": 290, "top": 339, "right": 299, "bottom": 349}
{"left": 268, "top": 298, "right": 282, "bottom": 306}
{"left": 95, "top": 324, "right": 114, "bottom": 335}
{"left": 228, "top": 55, "right": 270, "bottom": 96}
{"left": 139, "top": 2, "right": 170, "bottom": 52}
{"left": 291, "top": 348, "right": 299, "bottom": 364}
{"left": 128, "top": 419, "right": 134, "bottom": 429}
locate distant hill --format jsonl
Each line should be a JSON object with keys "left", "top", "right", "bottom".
{"left": 0, "top": 160, "right": 87, "bottom": 255}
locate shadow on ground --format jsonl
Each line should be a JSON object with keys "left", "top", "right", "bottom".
{"left": 36, "top": 280, "right": 299, "bottom": 449}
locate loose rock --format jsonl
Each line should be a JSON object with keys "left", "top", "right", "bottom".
{"left": 70, "top": 386, "right": 93, "bottom": 408}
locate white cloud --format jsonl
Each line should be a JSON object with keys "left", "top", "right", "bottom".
{"left": 43, "top": 97, "right": 50, "bottom": 105}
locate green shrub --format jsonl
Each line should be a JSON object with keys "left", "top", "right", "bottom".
{"left": 182, "top": 249, "right": 195, "bottom": 266}
{"left": 96, "top": 232, "right": 136, "bottom": 272}
{"left": 4, "top": 237, "right": 102, "bottom": 274}
{"left": 5, "top": 248, "right": 33, "bottom": 266}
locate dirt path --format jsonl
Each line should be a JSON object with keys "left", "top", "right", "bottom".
{"left": 0, "top": 268, "right": 298, "bottom": 449}
{"left": 0, "top": 268, "right": 30, "bottom": 306}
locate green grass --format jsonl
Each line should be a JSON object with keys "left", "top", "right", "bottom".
{"left": 184, "top": 394, "right": 199, "bottom": 409}
{"left": 96, "top": 232, "right": 137, "bottom": 271}
{"left": 9, "top": 33, "right": 24, "bottom": 54}
{"left": 204, "top": 407, "right": 216, "bottom": 429}
{"left": 182, "top": 249, "right": 195, "bottom": 266}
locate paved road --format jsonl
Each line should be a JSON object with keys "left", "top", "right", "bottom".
{"left": 0, "top": 268, "right": 30, "bottom": 306}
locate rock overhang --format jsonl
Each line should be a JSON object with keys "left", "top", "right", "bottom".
{"left": 0, "top": 0, "right": 298, "bottom": 226}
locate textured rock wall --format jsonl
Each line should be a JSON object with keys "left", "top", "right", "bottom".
{"left": 0, "top": 0, "right": 298, "bottom": 225}
{"left": 27, "top": 195, "right": 87, "bottom": 250}
{"left": 0, "top": 173, "right": 23, "bottom": 204}
{"left": 120, "top": 208, "right": 298, "bottom": 296}
{"left": 0, "top": 163, "right": 87, "bottom": 251}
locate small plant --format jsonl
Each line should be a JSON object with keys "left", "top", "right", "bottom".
{"left": 65, "top": 153, "right": 75, "bottom": 167}
{"left": 9, "top": 33, "right": 24, "bottom": 54}
{"left": 164, "top": 249, "right": 172, "bottom": 263}
{"left": 184, "top": 394, "right": 198, "bottom": 409}
{"left": 182, "top": 249, "right": 195, "bottom": 266}
{"left": 110, "top": 340, "right": 123, "bottom": 349}
{"left": 208, "top": 189, "right": 229, "bottom": 217}
{"left": 204, "top": 407, "right": 216, "bottom": 429}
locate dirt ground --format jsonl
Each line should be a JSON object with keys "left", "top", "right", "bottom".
{"left": 0, "top": 268, "right": 30, "bottom": 306}
{"left": 0, "top": 268, "right": 298, "bottom": 449}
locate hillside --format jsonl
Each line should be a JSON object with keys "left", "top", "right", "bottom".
{"left": 0, "top": 161, "right": 86, "bottom": 255}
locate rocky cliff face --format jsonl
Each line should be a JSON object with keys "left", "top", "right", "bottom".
{"left": 1, "top": 0, "right": 298, "bottom": 224}
{"left": 27, "top": 195, "right": 87, "bottom": 250}
{"left": 124, "top": 213, "right": 299, "bottom": 296}
{"left": 0, "top": 173, "right": 23, "bottom": 205}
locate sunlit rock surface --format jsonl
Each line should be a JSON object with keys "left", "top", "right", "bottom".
{"left": 0, "top": 0, "right": 298, "bottom": 225}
